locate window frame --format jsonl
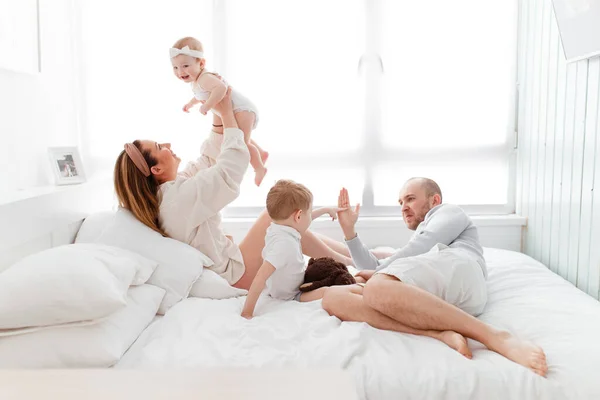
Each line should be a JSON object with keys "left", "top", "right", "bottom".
{"left": 214, "top": 0, "right": 519, "bottom": 218}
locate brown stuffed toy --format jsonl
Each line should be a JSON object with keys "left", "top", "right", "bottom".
{"left": 299, "top": 257, "right": 356, "bottom": 292}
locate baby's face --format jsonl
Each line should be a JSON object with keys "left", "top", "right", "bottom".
{"left": 171, "top": 55, "right": 202, "bottom": 82}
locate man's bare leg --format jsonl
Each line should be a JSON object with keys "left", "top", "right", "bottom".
{"left": 362, "top": 274, "right": 548, "bottom": 376}
{"left": 322, "top": 285, "right": 472, "bottom": 358}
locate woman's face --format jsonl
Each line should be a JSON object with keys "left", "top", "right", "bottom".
{"left": 139, "top": 140, "right": 181, "bottom": 182}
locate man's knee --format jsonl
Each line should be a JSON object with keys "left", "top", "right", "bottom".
{"left": 363, "top": 274, "right": 401, "bottom": 309}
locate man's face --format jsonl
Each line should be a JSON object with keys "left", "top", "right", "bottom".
{"left": 398, "top": 181, "right": 435, "bottom": 230}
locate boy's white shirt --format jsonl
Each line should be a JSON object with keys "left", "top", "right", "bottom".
{"left": 158, "top": 128, "right": 250, "bottom": 284}
{"left": 262, "top": 223, "right": 306, "bottom": 301}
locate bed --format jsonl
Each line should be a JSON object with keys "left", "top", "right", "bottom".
{"left": 116, "top": 247, "right": 600, "bottom": 400}
{"left": 1, "top": 188, "right": 599, "bottom": 399}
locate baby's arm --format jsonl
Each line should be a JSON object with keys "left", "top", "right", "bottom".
{"left": 312, "top": 207, "right": 347, "bottom": 221}
{"left": 183, "top": 97, "right": 202, "bottom": 113}
{"left": 198, "top": 74, "right": 228, "bottom": 115}
{"left": 241, "top": 261, "right": 276, "bottom": 319}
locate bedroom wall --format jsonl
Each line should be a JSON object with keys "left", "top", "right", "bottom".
{"left": 0, "top": 0, "right": 82, "bottom": 194}
{"left": 517, "top": 0, "right": 600, "bottom": 299}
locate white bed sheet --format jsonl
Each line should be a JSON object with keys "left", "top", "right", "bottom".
{"left": 117, "top": 248, "right": 600, "bottom": 399}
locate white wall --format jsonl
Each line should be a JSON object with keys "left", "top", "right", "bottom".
{"left": 0, "top": 0, "right": 82, "bottom": 193}
{"left": 517, "top": 0, "right": 600, "bottom": 299}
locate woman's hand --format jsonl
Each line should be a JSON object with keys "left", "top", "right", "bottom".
{"left": 337, "top": 188, "right": 360, "bottom": 240}
{"left": 199, "top": 104, "right": 209, "bottom": 115}
{"left": 211, "top": 87, "right": 233, "bottom": 116}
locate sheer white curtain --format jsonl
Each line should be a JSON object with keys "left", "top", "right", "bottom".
{"left": 375, "top": 1, "right": 517, "bottom": 208}
{"left": 219, "top": 0, "right": 366, "bottom": 209}
{"left": 78, "top": 0, "right": 517, "bottom": 215}
{"left": 78, "top": 0, "right": 215, "bottom": 167}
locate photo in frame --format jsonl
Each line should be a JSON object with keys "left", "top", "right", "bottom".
{"left": 48, "top": 147, "right": 86, "bottom": 185}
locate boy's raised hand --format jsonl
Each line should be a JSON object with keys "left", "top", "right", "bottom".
{"left": 325, "top": 207, "right": 347, "bottom": 221}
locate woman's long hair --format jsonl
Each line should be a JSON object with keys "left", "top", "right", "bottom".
{"left": 114, "top": 140, "right": 168, "bottom": 236}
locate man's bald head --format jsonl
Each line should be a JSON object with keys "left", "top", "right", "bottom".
{"left": 398, "top": 177, "right": 443, "bottom": 230}
{"left": 405, "top": 177, "right": 443, "bottom": 203}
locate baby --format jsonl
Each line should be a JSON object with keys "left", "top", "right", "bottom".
{"left": 241, "top": 180, "right": 345, "bottom": 319}
{"left": 170, "top": 36, "right": 268, "bottom": 186}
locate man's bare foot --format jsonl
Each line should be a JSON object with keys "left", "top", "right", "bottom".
{"left": 254, "top": 168, "right": 267, "bottom": 186}
{"left": 435, "top": 331, "right": 472, "bottom": 359}
{"left": 260, "top": 150, "right": 269, "bottom": 164}
{"left": 490, "top": 331, "right": 548, "bottom": 377}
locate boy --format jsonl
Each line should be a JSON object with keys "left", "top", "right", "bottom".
{"left": 241, "top": 180, "right": 344, "bottom": 319}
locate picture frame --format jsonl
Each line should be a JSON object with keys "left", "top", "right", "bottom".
{"left": 48, "top": 147, "right": 86, "bottom": 185}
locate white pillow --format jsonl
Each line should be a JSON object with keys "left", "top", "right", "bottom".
{"left": 76, "top": 208, "right": 213, "bottom": 314}
{"left": 0, "top": 284, "right": 164, "bottom": 368}
{"left": 75, "top": 210, "right": 114, "bottom": 243}
{"left": 189, "top": 269, "right": 248, "bottom": 299}
{"left": 73, "top": 243, "right": 158, "bottom": 286}
{"left": 0, "top": 243, "right": 155, "bottom": 330}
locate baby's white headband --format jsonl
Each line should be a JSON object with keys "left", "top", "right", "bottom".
{"left": 169, "top": 45, "right": 204, "bottom": 59}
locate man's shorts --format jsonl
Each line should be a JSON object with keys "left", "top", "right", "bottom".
{"left": 376, "top": 244, "right": 487, "bottom": 316}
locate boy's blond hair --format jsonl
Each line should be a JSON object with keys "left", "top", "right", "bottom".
{"left": 266, "top": 180, "right": 313, "bottom": 221}
{"left": 172, "top": 37, "right": 204, "bottom": 56}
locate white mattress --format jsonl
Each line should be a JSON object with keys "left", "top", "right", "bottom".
{"left": 117, "top": 248, "right": 600, "bottom": 399}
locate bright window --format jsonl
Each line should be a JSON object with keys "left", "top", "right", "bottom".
{"left": 78, "top": 0, "right": 518, "bottom": 216}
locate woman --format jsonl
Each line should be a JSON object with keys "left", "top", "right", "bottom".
{"left": 114, "top": 89, "right": 354, "bottom": 289}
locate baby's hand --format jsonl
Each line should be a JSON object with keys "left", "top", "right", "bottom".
{"left": 182, "top": 103, "right": 193, "bottom": 113}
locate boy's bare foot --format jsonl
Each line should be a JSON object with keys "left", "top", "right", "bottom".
{"left": 434, "top": 331, "right": 472, "bottom": 359}
{"left": 489, "top": 331, "right": 548, "bottom": 376}
{"left": 254, "top": 168, "right": 267, "bottom": 186}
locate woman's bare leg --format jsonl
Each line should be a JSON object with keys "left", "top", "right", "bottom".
{"left": 314, "top": 233, "right": 351, "bottom": 257}
{"left": 301, "top": 229, "right": 353, "bottom": 266}
{"left": 235, "top": 211, "right": 355, "bottom": 289}
{"left": 314, "top": 233, "right": 394, "bottom": 261}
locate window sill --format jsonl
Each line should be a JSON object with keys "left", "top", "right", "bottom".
{"left": 222, "top": 214, "right": 526, "bottom": 228}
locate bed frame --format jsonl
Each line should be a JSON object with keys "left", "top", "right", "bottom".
{"left": 0, "top": 178, "right": 114, "bottom": 272}
{"left": 0, "top": 177, "right": 526, "bottom": 272}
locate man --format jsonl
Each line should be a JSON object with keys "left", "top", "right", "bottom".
{"left": 324, "top": 177, "right": 547, "bottom": 377}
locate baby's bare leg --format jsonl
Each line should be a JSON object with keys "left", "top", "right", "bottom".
{"left": 250, "top": 139, "right": 269, "bottom": 163}
{"left": 235, "top": 111, "right": 267, "bottom": 186}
